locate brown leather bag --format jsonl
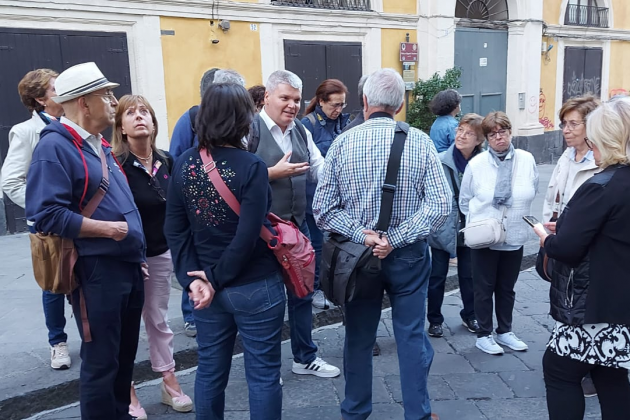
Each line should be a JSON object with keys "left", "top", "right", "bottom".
{"left": 29, "top": 138, "right": 109, "bottom": 295}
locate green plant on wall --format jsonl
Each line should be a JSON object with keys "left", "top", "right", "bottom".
{"left": 407, "top": 67, "right": 462, "bottom": 133}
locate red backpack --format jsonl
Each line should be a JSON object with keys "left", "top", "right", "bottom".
{"left": 199, "top": 149, "right": 315, "bottom": 298}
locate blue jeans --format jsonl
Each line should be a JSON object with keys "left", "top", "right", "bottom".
{"left": 194, "top": 273, "right": 285, "bottom": 420}
{"left": 288, "top": 219, "right": 319, "bottom": 364}
{"left": 342, "top": 240, "right": 434, "bottom": 420}
{"left": 305, "top": 213, "right": 322, "bottom": 290}
{"left": 181, "top": 289, "right": 194, "bottom": 324}
{"left": 427, "top": 246, "right": 475, "bottom": 324}
{"left": 43, "top": 290, "right": 68, "bottom": 346}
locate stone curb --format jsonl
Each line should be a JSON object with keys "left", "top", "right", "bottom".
{"left": 0, "top": 254, "right": 537, "bottom": 420}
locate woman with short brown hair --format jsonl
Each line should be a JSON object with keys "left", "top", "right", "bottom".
{"left": 460, "top": 111, "right": 539, "bottom": 355}
{"left": 1, "top": 68, "right": 69, "bottom": 370}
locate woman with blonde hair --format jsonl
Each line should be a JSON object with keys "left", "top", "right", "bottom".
{"left": 427, "top": 113, "right": 485, "bottom": 338}
{"left": 533, "top": 97, "right": 630, "bottom": 419}
{"left": 112, "top": 95, "right": 192, "bottom": 418}
{"left": 543, "top": 95, "right": 600, "bottom": 225}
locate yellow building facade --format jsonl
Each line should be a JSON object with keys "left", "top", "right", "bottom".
{"left": 540, "top": 0, "right": 630, "bottom": 131}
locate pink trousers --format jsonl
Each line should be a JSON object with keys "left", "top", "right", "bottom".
{"left": 144, "top": 250, "right": 176, "bottom": 372}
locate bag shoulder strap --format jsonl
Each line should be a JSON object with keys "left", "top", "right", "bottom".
{"left": 199, "top": 148, "right": 274, "bottom": 243}
{"left": 374, "top": 122, "right": 409, "bottom": 232}
{"left": 81, "top": 147, "right": 109, "bottom": 218}
{"left": 188, "top": 106, "right": 199, "bottom": 135}
{"left": 305, "top": 112, "right": 317, "bottom": 128}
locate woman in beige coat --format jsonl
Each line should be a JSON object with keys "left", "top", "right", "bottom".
{"left": 542, "top": 95, "right": 600, "bottom": 223}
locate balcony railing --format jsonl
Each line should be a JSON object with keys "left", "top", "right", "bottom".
{"left": 271, "top": 0, "right": 371, "bottom": 11}
{"left": 564, "top": 4, "right": 609, "bottom": 28}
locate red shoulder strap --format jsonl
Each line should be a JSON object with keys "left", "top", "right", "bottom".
{"left": 199, "top": 148, "right": 274, "bottom": 243}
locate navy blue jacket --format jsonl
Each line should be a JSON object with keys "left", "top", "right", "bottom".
{"left": 169, "top": 108, "right": 197, "bottom": 160}
{"left": 301, "top": 106, "right": 350, "bottom": 214}
{"left": 25, "top": 121, "right": 146, "bottom": 263}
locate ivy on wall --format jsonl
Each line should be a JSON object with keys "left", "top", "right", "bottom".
{"left": 407, "top": 67, "right": 462, "bottom": 133}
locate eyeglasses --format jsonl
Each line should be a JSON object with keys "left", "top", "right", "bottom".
{"left": 487, "top": 129, "right": 509, "bottom": 139}
{"left": 90, "top": 90, "right": 117, "bottom": 104}
{"left": 559, "top": 120, "right": 585, "bottom": 131}
{"left": 328, "top": 102, "right": 347, "bottom": 110}
{"left": 456, "top": 127, "right": 477, "bottom": 138}
{"left": 584, "top": 136, "right": 594, "bottom": 150}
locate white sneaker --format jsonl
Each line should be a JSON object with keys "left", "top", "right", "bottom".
{"left": 476, "top": 335, "right": 505, "bottom": 355}
{"left": 292, "top": 357, "right": 340, "bottom": 378}
{"left": 496, "top": 332, "right": 528, "bottom": 351}
{"left": 279, "top": 377, "right": 283, "bottom": 386}
{"left": 312, "top": 290, "right": 334, "bottom": 310}
{"left": 51, "top": 342, "right": 71, "bottom": 370}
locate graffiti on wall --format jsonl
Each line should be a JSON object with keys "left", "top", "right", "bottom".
{"left": 610, "top": 88, "right": 629, "bottom": 98}
{"left": 565, "top": 71, "right": 601, "bottom": 99}
{"left": 538, "top": 89, "right": 554, "bottom": 130}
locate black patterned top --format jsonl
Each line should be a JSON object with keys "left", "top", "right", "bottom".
{"left": 164, "top": 146, "right": 280, "bottom": 292}
{"left": 547, "top": 321, "right": 630, "bottom": 368}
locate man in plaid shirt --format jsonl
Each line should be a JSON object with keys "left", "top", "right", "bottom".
{"left": 313, "top": 68, "right": 452, "bottom": 420}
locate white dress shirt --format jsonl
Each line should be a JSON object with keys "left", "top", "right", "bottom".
{"left": 60, "top": 117, "right": 102, "bottom": 155}
{"left": 259, "top": 108, "right": 324, "bottom": 181}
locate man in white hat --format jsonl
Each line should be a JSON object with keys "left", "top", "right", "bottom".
{"left": 25, "top": 62, "right": 147, "bottom": 420}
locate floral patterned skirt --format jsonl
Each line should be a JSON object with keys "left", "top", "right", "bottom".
{"left": 547, "top": 321, "right": 630, "bottom": 369}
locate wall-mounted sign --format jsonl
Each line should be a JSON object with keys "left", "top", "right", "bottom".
{"left": 400, "top": 42, "right": 418, "bottom": 62}
{"left": 479, "top": 57, "right": 488, "bottom": 67}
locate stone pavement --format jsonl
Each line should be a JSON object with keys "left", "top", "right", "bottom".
{"left": 1, "top": 165, "right": 554, "bottom": 419}
{"left": 32, "top": 269, "right": 605, "bottom": 420}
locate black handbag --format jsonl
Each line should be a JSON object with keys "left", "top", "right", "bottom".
{"left": 320, "top": 122, "right": 409, "bottom": 306}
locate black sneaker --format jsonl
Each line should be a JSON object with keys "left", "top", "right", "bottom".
{"left": 428, "top": 323, "right": 443, "bottom": 337}
{"left": 462, "top": 318, "right": 480, "bottom": 333}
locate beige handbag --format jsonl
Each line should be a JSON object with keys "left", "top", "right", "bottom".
{"left": 460, "top": 154, "right": 517, "bottom": 249}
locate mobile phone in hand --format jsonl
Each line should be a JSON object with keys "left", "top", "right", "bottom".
{"left": 522, "top": 215, "right": 541, "bottom": 228}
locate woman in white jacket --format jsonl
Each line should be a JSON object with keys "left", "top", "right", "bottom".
{"left": 0, "top": 69, "right": 67, "bottom": 369}
{"left": 542, "top": 95, "right": 600, "bottom": 224}
{"left": 460, "top": 111, "right": 538, "bottom": 355}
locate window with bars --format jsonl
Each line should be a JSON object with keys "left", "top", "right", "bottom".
{"left": 270, "top": 0, "right": 371, "bottom": 11}
{"left": 455, "top": 0, "right": 509, "bottom": 21}
{"left": 565, "top": 0, "right": 609, "bottom": 28}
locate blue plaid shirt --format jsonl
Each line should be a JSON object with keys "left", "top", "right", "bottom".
{"left": 313, "top": 115, "right": 452, "bottom": 248}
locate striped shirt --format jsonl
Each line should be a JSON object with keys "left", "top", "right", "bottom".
{"left": 313, "top": 115, "right": 452, "bottom": 248}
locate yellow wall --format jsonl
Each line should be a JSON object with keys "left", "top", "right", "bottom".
{"left": 543, "top": 0, "right": 562, "bottom": 25}
{"left": 381, "top": 28, "right": 418, "bottom": 121}
{"left": 612, "top": 0, "right": 630, "bottom": 29}
{"left": 383, "top": 0, "right": 417, "bottom": 15}
{"left": 160, "top": 17, "right": 262, "bottom": 138}
{"left": 609, "top": 41, "right": 630, "bottom": 97}
{"left": 539, "top": 36, "right": 560, "bottom": 131}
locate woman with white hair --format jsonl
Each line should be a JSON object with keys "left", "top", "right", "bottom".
{"left": 533, "top": 97, "right": 630, "bottom": 419}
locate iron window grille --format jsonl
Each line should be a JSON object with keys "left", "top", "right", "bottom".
{"left": 564, "top": 4, "right": 609, "bottom": 28}
{"left": 271, "top": 0, "right": 371, "bottom": 11}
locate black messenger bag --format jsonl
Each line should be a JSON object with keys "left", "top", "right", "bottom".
{"left": 320, "top": 122, "right": 409, "bottom": 306}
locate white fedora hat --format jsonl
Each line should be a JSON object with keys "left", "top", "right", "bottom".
{"left": 53, "top": 62, "right": 119, "bottom": 103}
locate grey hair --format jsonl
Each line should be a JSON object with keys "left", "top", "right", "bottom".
{"left": 357, "top": 75, "right": 369, "bottom": 107}
{"left": 363, "top": 69, "right": 405, "bottom": 113}
{"left": 266, "top": 70, "right": 302, "bottom": 93}
{"left": 214, "top": 69, "right": 246, "bottom": 87}
{"left": 200, "top": 68, "right": 220, "bottom": 97}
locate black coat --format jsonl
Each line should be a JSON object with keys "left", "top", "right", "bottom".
{"left": 544, "top": 164, "right": 630, "bottom": 325}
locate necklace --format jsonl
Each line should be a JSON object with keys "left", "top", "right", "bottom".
{"left": 131, "top": 150, "right": 153, "bottom": 164}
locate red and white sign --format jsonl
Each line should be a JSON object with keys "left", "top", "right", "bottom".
{"left": 400, "top": 42, "right": 418, "bottom": 62}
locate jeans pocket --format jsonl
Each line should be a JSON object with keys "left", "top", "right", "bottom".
{"left": 393, "top": 240, "right": 427, "bottom": 265}
{"left": 225, "top": 276, "right": 281, "bottom": 315}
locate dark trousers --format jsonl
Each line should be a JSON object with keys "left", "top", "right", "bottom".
{"left": 71, "top": 256, "right": 144, "bottom": 420}
{"left": 543, "top": 348, "right": 630, "bottom": 420}
{"left": 427, "top": 246, "right": 475, "bottom": 324}
{"left": 42, "top": 290, "right": 68, "bottom": 346}
{"left": 305, "top": 213, "right": 322, "bottom": 290}
{"left": 470, "top": 247, "right": 523, "bottom": 338}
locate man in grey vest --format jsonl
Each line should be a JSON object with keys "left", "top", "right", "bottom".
{"left": 247, "top": 70, "right": 340, "bottom": 379}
